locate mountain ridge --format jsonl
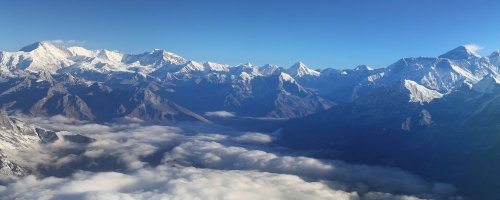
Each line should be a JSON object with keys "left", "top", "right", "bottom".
{"left": 0, "top": 42, "right": 499, "bottom": 122}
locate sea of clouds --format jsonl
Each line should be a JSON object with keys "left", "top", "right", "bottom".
{"left": 0, "top": 116, "right": 458, "bottom": 200}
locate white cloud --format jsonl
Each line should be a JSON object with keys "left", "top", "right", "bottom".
{"left": 162, "top": 140, "right": 455, "bottom": 196}
{"left": 204, "top": 111, "right": 236, "bottom": 118}
{"left": 43, "top": 40, "right": 87, "bottom": 47}
{"left": 362, "top": 192, "right": 427, "bottom": 200}
{"left": 464, "top": 44, "right": 484, "bottom": 55}
{"left": 0, "top": 167, "right": 358, "bottom": 200}
{"left": 0, "top": 115, "right": 458, "bottom": 199}
{"left": 232, "top": 132, "right": 273, "bottom": 144}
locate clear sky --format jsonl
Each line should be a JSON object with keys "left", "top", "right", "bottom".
{"left": 1, "top": 0, "right": 500, "bottom": 69}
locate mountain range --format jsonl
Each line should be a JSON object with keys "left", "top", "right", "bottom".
{"left": 3, "top": 42, "right": 500, "bottom": 198}
{"left": 0, "top": 42, "right": 336, "bottom": 121}
{"left": 1, "top": 42, "right": 499, "bottom": 123}
{"left": 277, "top": 46, "right": 500, "bottom": 199}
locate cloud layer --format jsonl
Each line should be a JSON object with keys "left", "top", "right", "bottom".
{"left": 0, "top": 116, "right": 458, "bottom": 199}
{"left": 0, "top": 166, "right": 360, "bottom": 200}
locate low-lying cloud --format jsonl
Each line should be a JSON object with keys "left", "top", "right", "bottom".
{"left": 0, "top": 115, "right": 458, "bottom": 199}
{"left": 0, "top": 166, "right": 360, "bottom": 200}
{"left": 163, "top": 140, "right": 454, "bottom": 196}
{"left": 204, "top": 111, "right": 236, "bottom": 118}
{"left": 232, "top": 132, "right": 273, "bottom": 144}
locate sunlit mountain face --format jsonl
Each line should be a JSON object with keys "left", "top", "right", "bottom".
{"left": 1, "top": 41, "right": 500, "bottom": 199}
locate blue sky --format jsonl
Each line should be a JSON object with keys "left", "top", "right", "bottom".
{"left": 1, "top": 0, "right": 500, "bottom": 69}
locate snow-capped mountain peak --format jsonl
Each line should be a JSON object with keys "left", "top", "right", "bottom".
{"left": 20, "top": 41, "right": 55, "bottom": 52}
{"left": 19, "top": 41, "right": 69, "bottom": 56}
{"left": 286, "top": 62, "right": 320, "bottom": 77}
{"left": 97, "top": 50, "right": 123, "bottom": 62}
{"left": 204, "top": 61, "right": 229, "bottom": 72}
{"left": 260, "top": 64, "right": 283, "bottom": 76}
{"left": 12, "top": 42, "right": 74, "bottom": 73}
{"left": 152, "top": 49, "right": 186, "bottom": 65}
{"left": 439, "top": 45, "right": 481, "bottom": 60}
{"left": 122, "top": 49, "right": 187, "bottom": 67}
{"left": 473, "top": 74, "right": 500, "bottom": 93}
{"left": 66, "top": 46, "right": 96, "bottom": 58}
{"left": 231, "top": 63, "right": 260, "bottom": 76}
{"left": 489, "top": 50, "right": 500, "bottom": 58}
{"left": 354, "top": 65, "right": 373, "bottom": 71}
{"left": 241, "top": 62, "right": 255, "bottom": 67}
{"left": 488, "top": 50, "right": 500, "bottom": 67}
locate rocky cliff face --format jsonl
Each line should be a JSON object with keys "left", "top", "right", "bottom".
{"left": 0, "top": 111, "right": 59, "bottom": 176}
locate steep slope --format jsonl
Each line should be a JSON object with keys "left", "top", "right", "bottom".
{"left": 29, "top": 85, "right": 95, "bottom": 120}
{"left": 259, "top": 64, "right": 283, "bottom": 76}
{"left": 286, "top": 62, "right": 320, "bottom": 78}
{"left": 126, "top": 88, "right": 210, "bottom": 122}
{"left": 403, "top": 80, "right": 443, "bottom": 104}
{"left": 439, "top": 45, "right": 480, "bottom": 60}
{"left": 0, "top": 74, "right": 211, "bottom": 122}
{"left": 0, "top": 111, "right": 59, "bottom": 176}
{"left": 166, "top": 72, "right": 332, "bottom": 118}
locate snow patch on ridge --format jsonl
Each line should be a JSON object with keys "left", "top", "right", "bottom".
{"left": 404, "top": 80, "right": 443, "bottom": 103}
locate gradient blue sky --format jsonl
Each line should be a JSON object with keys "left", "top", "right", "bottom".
{"left": 1, "top": 0, "right": 500, "bottom": 69}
